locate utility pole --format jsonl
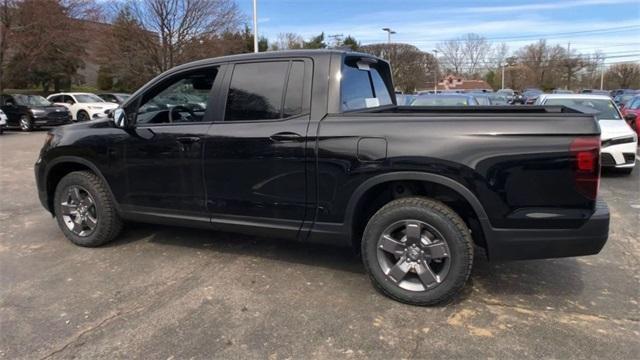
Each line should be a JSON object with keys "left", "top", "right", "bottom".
{"left": 328, "top": 34, "right": 344, "bottom": 48}
{"left": 566, "top": 42, "right": 571, "bottom": 90}
{"left": 382, "top": 28, "right": 396, "bottom": 44}
{"left": 600, "top": 57, "right": 605, "bottom": 90}
{"left": 252, "top": 0, "right": 258, "bottom": 53}
{"left": 433, "top": 49, "right": 439, "bottom": 93}
{"left": 501, "top": 63, "right": 506, "bottom": 90}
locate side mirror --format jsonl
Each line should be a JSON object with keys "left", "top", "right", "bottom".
{"left": 112, "top": 108, "right": 129, "bottom": 128}
{"left": 624, "top": 113, "right": 637, "bottom": 122}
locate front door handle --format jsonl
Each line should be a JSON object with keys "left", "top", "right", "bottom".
{"left": 176, "top": 136, "right": 201, "bottom": 144}
{"left": 270, "top": 132, "right": 302, "bottom": 141}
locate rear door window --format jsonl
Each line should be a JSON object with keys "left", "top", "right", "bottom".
{"left": 225, "top": 62, "right": 289, "bottom": 121}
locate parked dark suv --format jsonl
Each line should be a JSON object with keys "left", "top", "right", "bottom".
{"left": 0, "top": 94, "right": 71, "bottom": 131}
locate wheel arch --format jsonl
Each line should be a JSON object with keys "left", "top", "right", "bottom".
{"left": 345, "top": 172, "right": 490, "bottom": 252}
{"left": 44, "top": 156, "right": 117, "bottom": 214}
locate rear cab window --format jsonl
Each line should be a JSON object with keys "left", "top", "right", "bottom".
{"left": 340, "top": 57, "right": 393, "bottom": 112}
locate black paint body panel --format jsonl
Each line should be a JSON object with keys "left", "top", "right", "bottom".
{"left": 34, "top": 50, "right": 609, "bottom": 260}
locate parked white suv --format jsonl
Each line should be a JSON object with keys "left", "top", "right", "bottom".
{"left": 536, "top": 94, "right": 637, "bottom": 174}
{"left": 0, "top": 109, "right": 7, "bottom": 134}
{"left": 47, "top": 92, "right": 118, "bottom": 122}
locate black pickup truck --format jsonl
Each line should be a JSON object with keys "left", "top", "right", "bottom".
{"left": 35, "top": 50, "right": 609, "bottom": 305}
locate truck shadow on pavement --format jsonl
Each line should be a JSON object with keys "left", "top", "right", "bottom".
{"left": 109, "top": 222, "right": 585, "bottom": 301}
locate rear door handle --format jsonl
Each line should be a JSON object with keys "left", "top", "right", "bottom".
{"left": 176, "top": 136, "right": 201, "bottom": 144}
{"left": 270, "top": 132, "right": 302, "bottom": 141}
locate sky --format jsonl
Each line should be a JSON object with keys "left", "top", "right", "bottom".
{"left": 237, "top": 0, "right": 640, "bottom": 64}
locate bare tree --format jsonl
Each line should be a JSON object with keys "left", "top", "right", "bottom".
{"left": 606, "top": 63, "right": 640, "bottom": 88}
{"left": 360, "top": 43, "right": 436, "bottom": 93}
{"left": 486, "top": 42, "right": 509, "bottom": 71}
{"left": 462, "top": 33, "right": 491, "bottom": 77}
{"left": 579, "top": 51, "right": 605, "bottom": 89}
{"left": 562, "top": 47, "right": 587, "bottom": 90}
{"left": 129, "top": 0, "right": 243, "bottom": 71}
{"left": 0, "top": 0, "right": 16, "bottom": 94}
{"left": 516, "top": 40, "right": 566, "bottom": 89}
{"left": 435, "top": 39, "right": 465, "bottom": 76}
{"left": 273, "top": 32, "right": 304, "bottom": 50}
{"left": 6, "top": 0, "right": 86, "bottom": 91}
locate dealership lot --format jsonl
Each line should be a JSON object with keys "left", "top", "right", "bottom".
{"left": 1, "top": 131, "right": 638, "bottom": 359}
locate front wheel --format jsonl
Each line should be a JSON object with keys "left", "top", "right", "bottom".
{"left": 19, "top": 115, "right": 32, "bottom": 131}
{"left": 53, "top": 171, "right": 123, "bottom": 247}
{"left": 361, "top": 197, "right": 473, "bottom": 306}
{"left": 77, "top": 110, "right": 90, "bottom": 122}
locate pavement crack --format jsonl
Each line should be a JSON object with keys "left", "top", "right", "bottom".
{"left": 39, "top": 306, "right": 143, "bottom": 360}
{"left": 477, "top": 298, "right": 639, "bottom": 323}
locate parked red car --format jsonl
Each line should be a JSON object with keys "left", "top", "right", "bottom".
{"left": 621, "top": 95, "right": 640, "bottom": 137}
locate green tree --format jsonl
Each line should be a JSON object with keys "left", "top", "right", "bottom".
{"left": 303, "top": 32, "right": 326, "bottom": 49}
{"left": 342, "top": 35, "right": 360, "bottom": 51}
{"left": 96, "top": 66, "right": 113, "bottom": 90}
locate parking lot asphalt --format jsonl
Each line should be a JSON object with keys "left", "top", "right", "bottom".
{"left": 0, "top": 130, "right": 638, "bottom": 359}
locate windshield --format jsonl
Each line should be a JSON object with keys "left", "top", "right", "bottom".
{"left": 411, "top": 96, "right": 475, "bottom": 106}
{"left": 75, "top": 94, "right": 106, "bottom": 103}
{"left": 474, "top": 96, "right": 491, "bottom": 105}
{"left": 14, "top": 95, "right": 51, "bottom": 107}
{"left": 544, "top": 98, "right": 621, "bottom": 120}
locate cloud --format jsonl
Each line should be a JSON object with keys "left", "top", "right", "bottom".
{"left": 460, "top": 0, "right": 637, "bottom": 14}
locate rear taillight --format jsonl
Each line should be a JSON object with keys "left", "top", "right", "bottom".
{"left": 570, "top": 137, "right": 600, "bottom": 200}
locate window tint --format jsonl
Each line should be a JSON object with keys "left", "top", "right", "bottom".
{"left": 136, "top": 67, "right": 217, "bottom": 125}
{"left": 629, "top": 97, "right": 640, "bottom": 110}
{"left": 341, "top": 59, "right": 393, "bottom": 111}
{"left": 283, "top": 61, "right": 304, "bottom": 118}
{"left": 225, "top": 62, "right": 289, "bottom": 121}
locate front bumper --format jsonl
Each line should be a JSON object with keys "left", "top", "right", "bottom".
{"left": 601, "top": 141, "right": 637, "bottom": 168}
{"left": 483, "top": 199, "right": 609, "bottom": 260}
{"left": 33, "top": 115, "right": 72, "bottom": 127}
{"left": 34, "top": 157, "right": 50, "bottom": 213}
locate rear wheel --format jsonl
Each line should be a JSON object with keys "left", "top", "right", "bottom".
{"left": 19, "top": 115, "right": 32, "bottom": 131}
{"left": 361, "top": 197, "right": 473, "bottom": 305}
{"left": 53, "top": 171, "right": 122, "bottom": 247}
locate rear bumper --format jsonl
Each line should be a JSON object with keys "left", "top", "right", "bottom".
{"left": 484, "top": 199, "right": 609, "bottom": 260}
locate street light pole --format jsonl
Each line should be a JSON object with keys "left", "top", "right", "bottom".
{"left": 382, "top": 28, "right": 396, "bottom": 44}
{"left": 252, "top": 0, "right": 258, "bottom": 53}
{"left": 433, "top": 49, "right": 439, "bottom": 93}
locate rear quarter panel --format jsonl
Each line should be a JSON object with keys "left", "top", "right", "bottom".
{"left": 315, "top": 113, "right": 600, "bottom": 229}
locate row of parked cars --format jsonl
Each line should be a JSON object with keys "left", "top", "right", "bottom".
{"left": 395, "top": 89, "right": 639, "bottom": 175}
{"left": 0, "top": 92, "right": 130, "bottom": 132}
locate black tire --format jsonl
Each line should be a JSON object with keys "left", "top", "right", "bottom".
{"left": 77, "top": 110, "right": 90, "bottom": 122}
{"left": 19, "top": 115, "right": 33, "bottom": 132}
{"left": 361, "top": 197, "right": 473, "bottom": 306}
{"left": 53, "top": 171, "right": 123, "bottom": 247}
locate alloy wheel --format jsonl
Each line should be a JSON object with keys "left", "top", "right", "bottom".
{"left": 376, "top": 220, "right": 451, "bottom": 292}
{"left": 19, "top": 116, "right": 31, "bottom": 131}
{"left": 60, "top": 185, "right": 98, "bottom": 237}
